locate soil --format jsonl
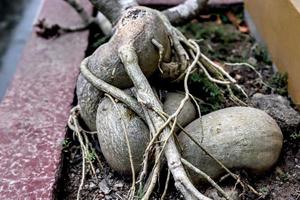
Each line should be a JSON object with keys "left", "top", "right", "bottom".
{"left": 56, "top": 5, "right": 299, "bottom": 200}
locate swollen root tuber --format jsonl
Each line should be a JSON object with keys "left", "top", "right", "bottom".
{"left": 163, "top": 92, "right": 197, "bottom": 133}
{"left": 77, "top": 6, "right": 172, "bottom": 130}
{"left": 179, "top": 107, "right": 283, "bottom": 184}
{"left": 96, "top": 91, "right": 150, "bottom": 175}
{"left": 96, "top": 91, "right": 198, "bottom": 175}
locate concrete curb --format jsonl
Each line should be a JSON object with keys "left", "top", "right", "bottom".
{"left": 0, "top": 0, "right": 91, "bottom": 199}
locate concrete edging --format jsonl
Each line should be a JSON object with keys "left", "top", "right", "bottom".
{"left": 0, "top": 0, "right": 91, "bottom": 199}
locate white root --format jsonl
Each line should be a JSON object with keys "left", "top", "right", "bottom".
{"left": 68, "top": 106, "right": 97, "bottom": 200}
{"left": 163, "top": 0, "right": 209, "bottom": 25}
{"left": 118, "top": 44, "right": 211, "bottom": 200}
{"left": 224, "top": 62, "right": 273, "bottom": 89}
{"left": 80, "top": 57, "right": 146, "bottom": 121}
{"left": 90, "top": 0, "right": 138, "bottom": 25}
{"left": 181, "top": 158, "right": 232, "bottom": 200}
{"left": 140, "top": 108, "right": 161, "bottom": 200}
{"left": 61, "top": 0, "right": 113, "bottom": 35}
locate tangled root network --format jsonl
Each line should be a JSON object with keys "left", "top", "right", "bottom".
{"left": 68, "top": 6, "right": 282, "bottom": 200}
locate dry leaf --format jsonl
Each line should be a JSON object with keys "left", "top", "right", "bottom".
{"left": 226, "top": 11, "right": 241, "bottom": 27}
{"left": 238, "top": 25, "right": 249, "bottom": 33}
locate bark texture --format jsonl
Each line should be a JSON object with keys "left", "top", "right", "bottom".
{"left": 89, "top": 0, "right": 138, "bottom": 25}
{"left": 163, "top": 0, "right": 209, "bottom": 25}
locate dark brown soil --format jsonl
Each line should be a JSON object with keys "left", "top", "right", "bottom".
{"left": 56, "top": 5, "right": 299, "bottom": 200}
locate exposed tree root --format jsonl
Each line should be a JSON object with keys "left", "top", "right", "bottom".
{"left": 117, "top": 44, "right": 210, "bottom": 200}
{"left": 224, "top": 62, "right": 273, "bottom": 90}
{"left": 181, "top": 158, "right": 232, "bottom": 200}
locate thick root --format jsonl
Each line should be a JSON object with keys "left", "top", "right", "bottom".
{"left": 118, "top": 44, "right": 210, "bottom": 200}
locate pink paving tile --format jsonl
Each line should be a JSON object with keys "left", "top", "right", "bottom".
{"left": 0, "top": 0, "right": 91, "bottom": 199}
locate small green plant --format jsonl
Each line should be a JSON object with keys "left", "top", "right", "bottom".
{"left": 258, "top": 186, "right": 269, "bottom": 198}
{"left": 290, "top": 131, "right": 300, "bottom": 140}
{"left": 279, "top": 172, "right": 289, "bottom": 182}
{"left": 86, "top": 149, "right": 97, "bottom": 162}
{"left": 270, "top": 72, "right": 288, "bottom": 96}
{"left": 253, "top": 45, "right": 272, "bottom": 64}
{"left": 136, "top": 186, "right": 145, "bottom": 200}
{"left": 62, "top": 138, "right": 71, "bottom": 152}
{"left": 91, "top": 34, "right": 110, "bottom": 49}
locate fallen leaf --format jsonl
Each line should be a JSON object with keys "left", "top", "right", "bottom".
{"left": 238, "top": 25, "right": 249, "bottom": 33}
{"left": 216, "top": 15, "right": 222, "bottom": 25}
{"left": 226, "top": 11, "right": 241, "bottom": 27}
{"left": 226, "top": 11, "right": 249, "bottom": 33}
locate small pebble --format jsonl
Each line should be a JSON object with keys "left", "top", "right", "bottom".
{"left": 89, "top": 182, "right": 97, "bottom": 189}
{"left": 275, "top": 167, "right": 284, "bottom": 176}
{"left": 248, "top": 57, "right": 257, "bottom": 65}
{"left": 105, "top": 195, "right": 112, "bottom": 200}
{"left": 99, "top": 179, "right": 111, "bottom": 194}
{"left": 114, "top": 182, "right": 124, "bottom": 189}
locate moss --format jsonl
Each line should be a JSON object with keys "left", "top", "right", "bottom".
{"left": 179, "top": 21, "right": 251, "bottom": 64}
{"left": 253, "top": 44, "right": 272, "bottom": 65}
{"left": 189, "top": 72, "right": 224, "bottom": 113}
{"left": 258, "top": 186, "right": 270, "bottom": 198}
{"left": 180, "top": 23, "right": 239, "bottom": 44}
{"left": 270, "top": 72, "right": 288, "bottom": 96}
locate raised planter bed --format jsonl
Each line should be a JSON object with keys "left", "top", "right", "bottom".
{"left": 0, "top": 1, "right": 298, "bottom": 200}
{"left": 59, "top": 4, "right": 300, "bottom": 200}
{"left": 245, "top": 0, "right": 300, "bottom": 109}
